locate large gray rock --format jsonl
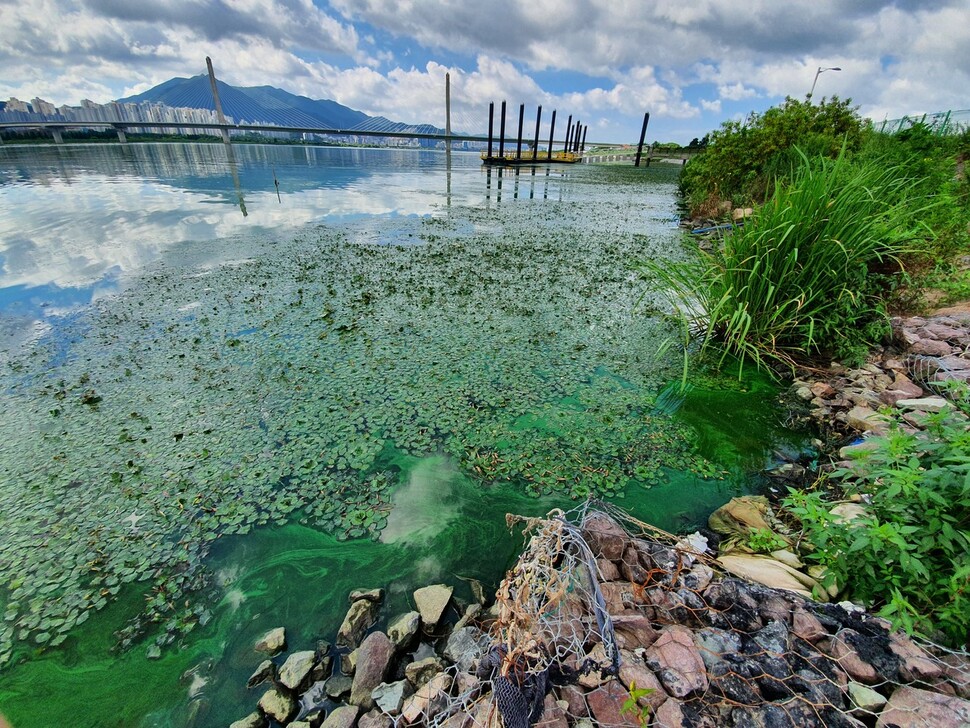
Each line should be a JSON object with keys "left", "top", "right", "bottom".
{"left": 413, "top": 584, "right": 453, "bottom": 630}
{"left": 254, "top": 627, "right": 286, "bottom": 655}
{"left": 387, "top": 611, "right": 420, "bottom": 650}
{"left": 405, "top": 656, "right": 444, "bottom": 688}
{"left": 372, "top": 679, "right": 411, "bottom": 715}
{"left": 848, "top": 681, "right": 887, "bottom": 714}
{"left": 338, "top": 599, "right": 380, "bottom": 649}
{"left": 229, "top": 712, "right": 266, "bottom": 728}
{"left": 258, "top": 688, "right": 297, "bottom": 723}
{"left": 358, "top": 710, "right": 393, "bottom": 728}
{"left": 400, "top": 672, "right": 453, "bottom": 724}
{"left": 279, "top": 650, "right": 318, "bottom": 692}
{"left": 321, "top": 704, "right": 360, "bottom": 728}
{"left": 350, "top": 631, "right": 395, "bottom": 710}
{"left": 693, "top": 627, "right": 742, "bottom": 671}
{"left": 349, "top": 588, "right": 385, "bottom": 603}
{"left": 246, "top": 659, "right": 275, "bottom": 688}
{"left": 443, "top": 626, "right": 488, "bottom": 672}
{"left": 876, "top": 685, "right": 970, "bottom": 727}
{"left": 325, "top": 673, "right": 353, "bottom": 699}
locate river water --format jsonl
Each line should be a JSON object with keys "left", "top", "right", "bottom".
{"left": 0, "top": 143, "right": 805, "bottom": 726}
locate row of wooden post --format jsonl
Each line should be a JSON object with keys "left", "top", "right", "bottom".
{"left": 486, "top": 102, "right": 588, "bottom": 161}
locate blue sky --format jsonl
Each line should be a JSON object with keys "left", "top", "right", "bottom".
{"left": 1, "top": 0, "right": 968, "bottom": 143}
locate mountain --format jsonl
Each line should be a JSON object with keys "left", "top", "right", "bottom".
{"left": 118, "top": 75, "right": 375, "bottom": 130}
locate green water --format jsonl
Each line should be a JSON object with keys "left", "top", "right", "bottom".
{"left": 0, "top": 148, "right": 804, "bottom": 726}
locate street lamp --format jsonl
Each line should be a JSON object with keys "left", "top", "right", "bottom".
{"left": 808, "top": 66, "right": 841, "bottom": 101}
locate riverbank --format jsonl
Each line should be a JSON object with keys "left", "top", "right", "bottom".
{"left": 226, "top": 506, "right": 970, "bottom": 728}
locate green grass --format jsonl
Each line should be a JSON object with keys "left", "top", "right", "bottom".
{"left": 640, "top": 148, "right": 930, "bottom": 373}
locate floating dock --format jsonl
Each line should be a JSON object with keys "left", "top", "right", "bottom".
{"left": 480, "top": 150, "right": 583, "bottom": 166}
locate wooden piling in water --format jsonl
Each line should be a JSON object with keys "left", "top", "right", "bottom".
{"left": 564, "top": 115, "right": 572, "bottom": 152}
{"left": 580, "top": 126, "right": 588, "bottom": 152}
{"left": 634, "top": 112, "right": 650, "bottom": 167}
{"left": 487, "top": 102, "right": 494, "bottom": 159}
{"left": 548, "top": 110, "right": 557, "bottom": 158}
{"left": 532, "top": 106, "right": 542, "bottom": 161}
{"left": 499, "top": 101, "right": 507, "bottom": 159}
{"left": 515, "top": 103, "right": 525, "bottom": 160}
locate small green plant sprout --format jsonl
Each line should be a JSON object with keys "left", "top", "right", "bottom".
{"left": 745, "top": 528, "right": 788, "bottom": 554}
{"left": 620, "top": 680, "right": 655, "bottom": 727}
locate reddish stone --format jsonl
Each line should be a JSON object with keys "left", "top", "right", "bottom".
{"left": 585, "top": 679, "right": 642, "bottom": 727}
{"left": 827, "top": 630, "right": 878, "bottom": 685}
{"left": 791, "top": 608, "right": 827, "bottom": 643}
{"left": 875, "top": 685, "right": 970, "bottom": 727}
{"left": 534, "top": 694, "right": 569, "bottom": 728}
{"left": 889, "top": 632, "right": 943, "bottom": 682}
{"left": 644, "top": 625, "right": 709, "bottom": 697}
{"left": 617, "top": 649, "right": 667, "bottom": 711}
{"left": 581, "top": 512, "right": 628, "bottom": 560}
{"left": 655, "top": 698, "right": 688, "bottom": 728}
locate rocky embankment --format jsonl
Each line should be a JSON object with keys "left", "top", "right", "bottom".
{"left": 228, "top": 508, "right": 970, "bottom": 728}
{"left": 790, "top": 311, "right": 970, "bottom": 450}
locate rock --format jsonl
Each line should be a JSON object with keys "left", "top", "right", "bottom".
{"left": 443, "top": 626, "right": 488, "bottom": 672}
{"left": 405, "top": 656, "right": 445, "bottom": 688}
{"left": 321, "top": 704, "right": 360, "bottom": 728}
{"left": 617, "top": 650, "right": 667, "bottom": 711}
{"left": 326, "top": 673, "right": 353, "bottom": 699}
{"left": 693, "top": 627, "right": 742, "bottom": 671}
{"left": 349, "top": 588, "right": 384, "bottom": 603}
{"left": 400, "top": 672, "right": 452, "bottom": 724}
{"left": 685, "top": 562, "right": 714, "bottom": 591}
{"left": 279, "top": 650, "right": 318, "bottom": 692}
{"left": 875, "top": 685, "right": 970, "bottom": 727}
{"left": 387, "top": 611, "right": 421, "bottom": 651}
{"left": 612, "top": 612, "right": 660, "bottom": 650}
{"left": 581, "top": 511, "right": 628, "bottom": 560}
{"left": 839, "top": 439, "right": 882, "bottom": 459}
{"left": 372, "top": 680, "right": 410, "bottom": 715}
{"left": 350, "top": 631, "right": 395, "bottom": 710}
{"left": 655, "top": 698, "right": 688, "bottom": 728}
{"left": 337, "top": 599, "right": 380, "bottom": 649}
{"left": 585, "top": 680, "right": 641, "bottom": 727}
{"left": 342, "top": 648, "right": 358, "bottom": 676}
{"left": 229, "top": 712, "right": 266, "bottom": 728}
{"left": 895, "top": 396, "right": 953, "bottom": 413}
{"left": 597, "top": 558, "right": 620, "bottom": 581}
{"left": 358, "top": 710, "right": 392, "bottom": 728}
{"left": 909, "top": 338, "right": 953, "bottom": 356}
{"left": 792, "top": 608, "right": 828, "bottom": 643}
{"left": 848, "top": 681, "right": 887, "bottom": 714}
{"left": 644, "top": 625, "right": 709, "bottom": 698}
{"left": 290, "top": 723, "right": 311, "bottom": 728}
{"left": 557, "top": 684, "right": 589, "bottom": 718}
{"left": 453, "top": 603, "right": 482, "bottom": 632}
{"left": 534, "top": 693, "right": 569, "bottom": 728}
{"left": 258, "top": 688, "right": 297, "bottom": 724}
{"left": 752, "top": 620, "right": 789, "bottom": 656}
{"left": 732, "top": 207, "right": 754, "bottom": 221}
{"left": 810, "top": 381, "right": 837, "bottom": 398}
{"left": 246, "top": 659, "right": 275, "bottom": 688}
{"left": 795, "top": 386, "right": 814, "bottom": 401}
{"left": 254, "top": 627, "right": 286, "bottom": 655}
{"left": 846, "top": 406, "right": 890, "bottom": 435}
{"left": 888, "top": 631, "right": 943, "bottom": 682}
{"left": 827, "top": 629, "right": 879, "bottom": 685}
{"left": 303, "top": 708, "right": 327, "bottom": 728}
{"left": 830, "top": 503, "right": 868, "bottom": 523}
{"left": 413, "top": 584, "right": 453, "bottom": 630}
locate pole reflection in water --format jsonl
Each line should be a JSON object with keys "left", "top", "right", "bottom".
{"left": 513, "top": 167, "right": 520, "bottom": 200}
{"left": 224, "top": 142, "right": 248, "bottom": 217}
{"left": 446, "top": 147, "right": 452, "bottom": 208}
{"left": 530, "top": 166, "right": 536, "bottom": 200}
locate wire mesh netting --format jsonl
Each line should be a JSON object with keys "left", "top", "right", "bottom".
{"left": 390, "top": 502, "right": 970, "bottom": 727}
{"left": 877, "top": 109, "right": 970, "bottom": 135}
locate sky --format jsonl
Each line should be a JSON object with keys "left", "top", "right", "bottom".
{"left": 1, "top": 0, "right": 968, "bottom": 144}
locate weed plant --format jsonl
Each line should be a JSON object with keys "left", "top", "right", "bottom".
{"left": 784, "top": 391, "right": 970, "bottom": 646}
{"left": 641, "top": 148, "right": 926, "bottom": 372}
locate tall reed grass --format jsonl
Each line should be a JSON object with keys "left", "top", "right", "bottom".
{"left": 642, "top": 149, "right": 929, "bottom": 373}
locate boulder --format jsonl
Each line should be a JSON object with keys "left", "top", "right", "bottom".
{"left": 644, "top": 625, "right": 709, "bottom": 698}
{"left": 387, "top": 611, "right": 421, "bottom": 651}
{"left": 909, "top": 339, "right": 953, "bottom": 356}
{"left": 337, "top": 599, "right": 380, "bottom": 649}
{"left": 535, "top": 693, "right": 569, "bottom": 728}
{"left": 413, "top": 584, "right": 453, "bottom": 630}
{"left": 612, "top": 612, "right": 659, "bottom": 650}
{"left": 585, "top": 680, "right": 641, "bottom": 727}
{"left": 693, "top": 627, "right": 742, "bottom": 671}
{"left": 325, "top": 673, "right": 353, "bottom": 700}
{"left": 279, "top": 650, "right": 318, "bottom": 692}
{"left": 888, "top": 632, "right": 943, "bottom": 682}
{"left": 321, "top": 704, "right": 360, "bottom": 728}
{"left": 791, "top": 608, "right": 828, "bottom": 643}
{"left": 229, "top": 712, "right": 266, "bottom": 728}
{"left": 372, "top": 679, "right": 410, "bottom": 715}
{"left": 358, "top": 710, "right": 392, "bottom": 728}
{"left": 443, "top": 626, "right": 488, "bottom": 672}
{"left": 254, "top": 627, "right": 286, "bottom": 655}
{"left": 400, "top": 672, "right": 453, "bottom": 724}
{"left": 895, "top": 396, "right": 953, "bottom": 413}
{"left": 827, "top": 629, "right": 879, "bottom": 685}
{"left": 350, "top": 631, "right": 395, "bottom": 710}
{"left": 557, "top": 684, "right": 589, "bottom": 718}
{"left": 349, "top": 588, "right": 384, "bottom": 603}
{"left": 258, "top": 688, "right": 297, "bottom": 724}
{"left": 581, "top": 512, "right": 628, "bottom": 560}
{"left": 848, "top": 681, "right": 887, "bottom": 714}
{"left": 654, "top": 698, "right": 688, "bottom": 728}
{"left": 597, "top": 558, "right": 621, "bottom": 581}
{"left": 405, "top": 656, "right": 445, "bottom": 688}
{"left": 453, "top": 603, "right": 482, "bottom": 632}
{"left": 875, "top": 685, "right": 970, "bottom": 727}
{"left": 246, "top": 659, "right": 275, "bottom": 688}
{"left": 617, "top": 650, "right": 667, "bottom": 711}
{"left": 846, "top": 406, "right": 890, "bottom": 435}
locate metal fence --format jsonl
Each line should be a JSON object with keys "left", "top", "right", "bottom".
{"left": 877, "top": 109, "right": 970, "bottom": 135}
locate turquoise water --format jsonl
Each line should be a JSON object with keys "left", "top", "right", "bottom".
{"left": 0, "top": 143, "right": 804, "bottom": 726}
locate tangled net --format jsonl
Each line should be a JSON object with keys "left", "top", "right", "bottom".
{"left": 391, "top": 502, "right": 970, "bottom": 727}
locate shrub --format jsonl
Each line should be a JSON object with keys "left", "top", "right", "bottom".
{"left": 642, "top": 148, "right": 927, "bottom": 372}
{"left": 783, "top": 395, "right": 970, "bottom": 646}
{"left": 680, "top": 96, "right": 864, "bottom": 215}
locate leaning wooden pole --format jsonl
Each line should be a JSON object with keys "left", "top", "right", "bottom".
{"left": 515, "top": 103, "right": 525, "bottom": 160}
{"left": 547, "top": 110, "right": 557, "bottom": 161}
{"left": 634, "top": 112, "right": 650, "bottom": 167}
{"left": 445, "top": 72, "right": 452, "bottom": 153}
{"left": 206, "top": 56, "right": 230, "bottom": 144}
{"left": 580, "top": 125, "right": 588, "bottom": 152}
{"left": 564, "top": 115, "right": 573, "bottom": 152}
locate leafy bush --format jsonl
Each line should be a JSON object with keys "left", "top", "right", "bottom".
{"left": 784, "top": 398, "right": 970, "bottom": 646}
{"left": 642, "top": 148, "right": 926, "bottom": 371}
{"left": 680, "top": 96, "right": 864, "bottom": 215}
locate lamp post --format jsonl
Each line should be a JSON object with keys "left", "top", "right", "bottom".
{"left": 808, "top": 66, "right": 841, "bottom": 101}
